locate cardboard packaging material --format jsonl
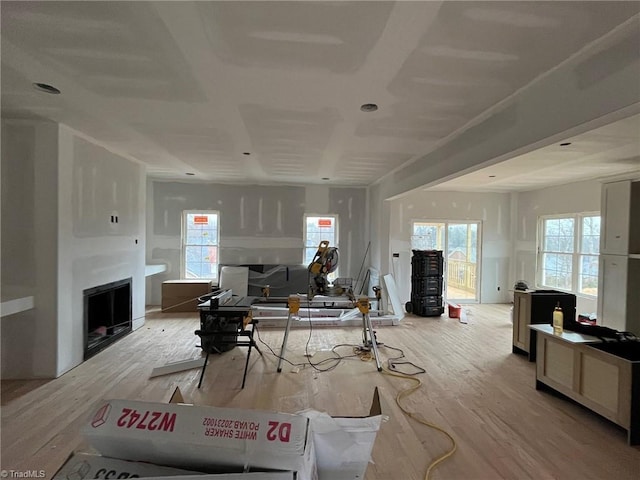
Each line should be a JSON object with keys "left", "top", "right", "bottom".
{"left": 161, "top": 280, "right": 212, "bottom": 312}
{"left": 53, "top": 453, "right": 295, "bottom": 479}
{"left": 140, "top": 475, "right": 294, "bottom": 480}
{"left": 52, "top": 452, "right": 204, "bottom": 479}
{"left": 65, "top": 387, "right": 381, "bottom": 480}
{"left": 82, "top": 395, "right": 316, "bottom": 480}
{"left": 299, "top": 388, "right": 382, "bottom": 480}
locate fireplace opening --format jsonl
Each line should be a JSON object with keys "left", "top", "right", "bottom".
{"left": 84, "top": 277, "right": 132, "bottom": 360}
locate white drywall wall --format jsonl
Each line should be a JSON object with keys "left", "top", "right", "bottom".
{"left": 367, "top": 183, "right": 390, "bottom": 280}
{"left": 1, "top": 120, "right": 59, "bottom": 378}
{"left": 388, "top": 190, "right": 512, "bottom": 305}
{"left": 57, "top": 128, "right": 146, "bottom": 376}
{"left": 1, "top": 119, "right": 146, "bottom": 379}
{"left": 514, "top": 179, "right": 602, "bottom": 315}
{"left": 305, "top": 185, "right": 330, "bottom": 214}
{"left": 1, "top": 122, "right": 36, "bottom": 295}
{"left": 376, "top": 178, "right": 626, "bottom": 316}
{"left": 146, "top": 181, "right": 367, "bottom": 305}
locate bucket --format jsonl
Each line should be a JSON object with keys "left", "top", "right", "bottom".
{"left": 448, "top": 303, "right": 461, "bottom": 319}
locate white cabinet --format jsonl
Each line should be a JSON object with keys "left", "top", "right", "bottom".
{"left": 598, "top": 254, "right": 628, "bottom": 332}
{"left": 598, "top": 255, "right": 640, "bottom": 334}
{"left": 598, "top": 180, "right": 640, "bottom": 334}
{"left": 600, "top": 181, "right": 631, "bottom": 255}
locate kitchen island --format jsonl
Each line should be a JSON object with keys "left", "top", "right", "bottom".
{"left": 530, "top": 324, "right": 640, "bottom": 445}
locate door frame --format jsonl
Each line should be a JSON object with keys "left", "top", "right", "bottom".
{"left": 410, "top": 219, "right": 482, "bottom": 304}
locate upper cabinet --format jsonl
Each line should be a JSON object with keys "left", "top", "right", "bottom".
{"left": 600, "top": 180, "right": 640, "bottom": 256}
{"left": 598, "top": 179, "right": 640, "bottom": 334}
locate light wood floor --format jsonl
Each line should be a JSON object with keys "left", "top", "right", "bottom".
{"left": 2, "top": 304, "right": 639, "bottom": 479}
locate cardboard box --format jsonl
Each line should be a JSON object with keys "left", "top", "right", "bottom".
{"left": 300, "top": 388, "right": 382, "bottom": 480}
{"left": 83, "top": 394, "right": 316, "bottom": 480}
{"left": 141, "top": 475, "right": 294, "bottom": 480}
{"left": 53, "top": 452, "right": 204, "bottom": 479}
{"left": 162, "top": 280, "right": 212, "bottom": 312}
{"left": 53, "top": 453, "right": 295, "bottom": 479}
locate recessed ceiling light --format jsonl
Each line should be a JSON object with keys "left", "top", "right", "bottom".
{"left": 33, "top": 82, "right": 61, "bottom": 94}
{"left": 360, "top": 103, "right": 378, "bottom": 112}
{"left": 559, "top": 142, "right": 572, "bottom": 146}
{"left": 185, "top": 172, "right": 195, "bottom": 176}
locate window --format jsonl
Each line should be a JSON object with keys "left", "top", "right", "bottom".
{"left": 182, "top": 211, "right": 219, "bottom": 280}
{"left": 580, "top": 216, "right": 601, "bottom": 295}
{"left": 538, "top": 214, "right": 600, "bottom": 296}
{"left": 304, "top": 214, "right": 338, "bottom": 270}
{"left": 411, "top": 222, "right": 443, "bottom": 251}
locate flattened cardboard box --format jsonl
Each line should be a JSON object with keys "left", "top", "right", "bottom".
{"left": 53, "top": 452, "right": 201, "bottom": 478}
{"left": 140, "top": 475, "right": 294, "bottom": 480}
{"left": 139, "top": 475, "right": 294, "bottom": 480}
{"left": 53, "top": 453, "right": 294, "bottom": 480}
{"left": 162, "top": 280, "right": 211, "bottom": 312}
{"left": 301, "top": 388, "right": 382, "bottom": 480}
{"left": 82, "top": 394, "right": 316, "bottom": 480}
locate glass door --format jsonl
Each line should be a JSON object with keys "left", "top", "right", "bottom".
{"left": 446, "top": 223, "right": 479, "bottom": 302}
{"left": 412, "top": 221, "right": 481, "bottom": 302}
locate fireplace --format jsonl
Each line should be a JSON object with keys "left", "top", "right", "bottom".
{"left": 84, "top": 277, "right": 132, "bottom": 360}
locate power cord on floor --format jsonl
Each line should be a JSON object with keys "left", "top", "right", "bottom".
{"left": 303, "top": 299, "right": 345, "bottom": 372}
{"left": 382, "top": 366, "right": 457, "bottom": 480}
{"left": 259, "top": 310, "right": 456, "bottom": 480}
{"left": 254, "top": 326, "right": 360, "bottom": 371}
{"left": 383, "top": 343, "right": 426, "bottom": 375}
{"left": 348, "top": 340, "right": 456, "bottom": 478}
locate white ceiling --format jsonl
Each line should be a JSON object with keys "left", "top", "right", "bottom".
{"left": 428, "top": 113, "right": 640, "bottom": 192}
{"left": 1, "top": 1, "right": 639, "bottom": 190}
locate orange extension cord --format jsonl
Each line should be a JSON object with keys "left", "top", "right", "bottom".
{"left": 353, "top": 345, "right": 457, "bottom": 480}
{"left": 382, "top": 367, "right": 457, "bottom": 479}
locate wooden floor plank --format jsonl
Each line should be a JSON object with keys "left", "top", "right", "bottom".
{"left": 2, "top": 304, "right": 639, "bottom": 479}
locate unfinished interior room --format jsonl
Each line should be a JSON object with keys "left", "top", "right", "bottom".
{"left": 2, "top": 1, "right": 640, "bottom": 479}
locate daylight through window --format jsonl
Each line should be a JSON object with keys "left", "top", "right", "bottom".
{"left": 182, "top": 211, "right": 219, "bottom": 280}
{"left": 538, "top": 214, "right": 600, "bottom": 296}
{"left": 304, "top": 215, "right": 338, "bottom": 277}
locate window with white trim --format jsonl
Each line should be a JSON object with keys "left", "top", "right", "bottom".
{"left": 182, "top": 210, "right": 219, "bottom": 280}
{"left": 538, "top": 213, "right": 600, "bottom": 296}
{"left": 303, "top": 214, "right": 338, "bottom": 277}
